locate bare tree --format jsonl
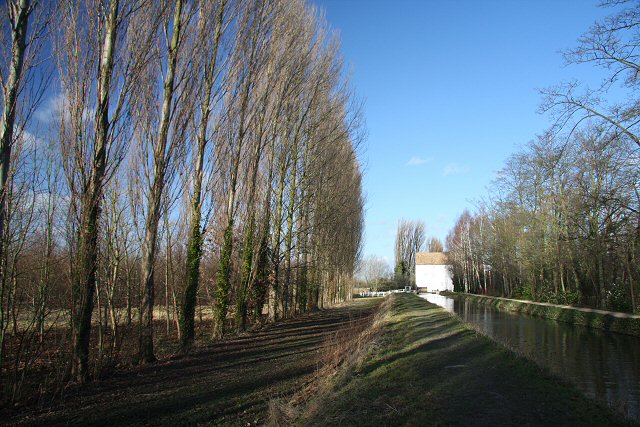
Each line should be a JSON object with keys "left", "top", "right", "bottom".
{"left": 56, "top": 0, "right": 150, "bottom": 382}
{"left": 0, "top": 0, "right": 52, "bottom": 393}
{"left": 448, "top": 124, "right": 639, "bottom": 311}
{"left": 213, "top": 0, "right": 270, "bottom": 338}
{"left": 540, "top": 1, "right": 640, "bottom": 149}
{"left": 137, "top": 0, "right": 193, "bottom": 363}
{"left": 0, "top": 0, "right": 31, "bottom": 275}
{"left": 426, "top": 236, "right": 444, "bottom": 252}
{"left": 394, "top": 219, "right": 424, "bottom": 284}
{"left": 0, "top": 0, "right": 367, "bottom": 405}
{"left": 357, "top": 255, "right": 390, "bottom": 291}
{"left": 178, "top": 0, "right": 229, "bottom": 351}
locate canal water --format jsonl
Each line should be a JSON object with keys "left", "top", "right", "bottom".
{"left": 420, "top": 293, "right": 640, "bottom": 421}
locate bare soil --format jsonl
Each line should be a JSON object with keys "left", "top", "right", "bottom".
{"left": 6, "top": 299, "right": 380, "bottom": 426}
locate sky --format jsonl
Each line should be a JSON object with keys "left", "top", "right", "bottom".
{"left": 314, "top": 0, "right": 615, "bottom": 269}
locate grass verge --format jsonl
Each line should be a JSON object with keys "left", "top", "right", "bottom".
{"left": 290, "top": 293, "right": 635, "bottom": 426}
{"left": 443, "top": 292, "right": 640, "bottom": 337}
{"left": 268, "top": 297, "right": 391, "bottom": 425}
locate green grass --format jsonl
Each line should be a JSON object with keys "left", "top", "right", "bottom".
{"left": 444, "top": 292, "right": 640, "bottom": 337}
{"left": 299, "top": 294, "right": 635, "bottom": 426}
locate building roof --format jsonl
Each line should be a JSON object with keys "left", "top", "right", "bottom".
{"left": 416, "top": 252, "right": 450, "bottom": 265}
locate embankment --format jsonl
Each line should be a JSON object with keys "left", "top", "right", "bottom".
{"left": 443, "top": 292, "right": 640, "bottom": 337}
{"left": 292, "top": 294, "right": 633, "bottom": 426}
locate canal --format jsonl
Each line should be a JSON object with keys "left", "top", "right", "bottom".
{"left": 420, "top": 293, "right": 640, "bottom": 422}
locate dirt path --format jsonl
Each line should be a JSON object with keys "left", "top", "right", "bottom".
{"left": 10, "top": 299, "right": 379, "bottom": 426}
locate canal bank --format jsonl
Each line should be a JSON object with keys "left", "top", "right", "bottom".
{"left": 442, "top": 292, "right": 640, "bottom": 337}
{"left": 290, "top": 294, "right": 633, "bottom": 426}
{"left": 424, "top": 292, "right": 640, "bottom": 421}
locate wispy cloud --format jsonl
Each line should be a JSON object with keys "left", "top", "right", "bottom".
{"left": 35, "top": 93, "right": 97, "bottom": 125}
{"left": 406, "top": 156, "right": 431, "bottom": 166}
{"left": 442, "top": 163, "right": 468, "bottom": 176}
{"left": 21, "top": 130, "right": 45, "bottom": 151}
{"left": 34, "top": 93, "right": 65, "bottom": 124}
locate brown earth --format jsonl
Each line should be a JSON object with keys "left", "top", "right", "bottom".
{"left": 6, "top": 299, "right": 380, "bottom": 426}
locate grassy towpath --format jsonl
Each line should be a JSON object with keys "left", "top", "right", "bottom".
{"left": 9, "top": 299, "right": 380, "bottom": 426}
{"left": 300, "top": 293, "right": 635, "bottom": 426}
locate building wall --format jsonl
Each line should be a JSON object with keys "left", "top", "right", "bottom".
{"left": 415, "top": 264, "right": 453, "bottom": 292}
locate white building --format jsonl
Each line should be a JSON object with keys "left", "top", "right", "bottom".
{"left": 415, "top": 252, "right": 453, "bottom": 293}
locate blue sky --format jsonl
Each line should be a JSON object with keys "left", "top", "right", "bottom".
{"left": 314, "top": 0, "right": 615, "bottom": 268}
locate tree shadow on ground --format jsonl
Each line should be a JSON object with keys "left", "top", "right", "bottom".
{"left": 11, "top": 301, "right": 380, "bottom": 426}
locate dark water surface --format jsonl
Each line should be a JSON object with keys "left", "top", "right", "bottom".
{"left": 420, "top": 293, "right": 640, "bottom": 421}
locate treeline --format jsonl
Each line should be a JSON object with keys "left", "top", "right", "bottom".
{"left": 391, "top": 219, "right": 443, "bottom": 288}
{"left": 447, "top": 1, "right": 639, "bottom": 313}
{"left": 393, "top": 219, "right": 425, "bottom": 286}
{"left": 0, "top": 0, "right": 364, "bottom": 402}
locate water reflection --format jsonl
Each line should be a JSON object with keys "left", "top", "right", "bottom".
{"left": 420, "top": 293, "right": 640, "bottom": 421}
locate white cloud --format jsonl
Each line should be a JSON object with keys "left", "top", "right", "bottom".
{"left": 35, "top": 92, "right": 97, "bottom": 126}
{"left": 34, "top": 93, "right": 66, "bottom": 124}
{"left": 442, "top": 163, "right": 468, "bottom": 176}
{"left": 406, "top": 156, "right": 431, "bottom": 166}
{"left": 21, "top": 130, "right": 45, "bottom": 151}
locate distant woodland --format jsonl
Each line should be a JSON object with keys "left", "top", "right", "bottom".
{"left": 0, "top": 0, "right": 364, "bottom": 402}
{"left": 447, "top": 1, "right": 640, "bottom": 313}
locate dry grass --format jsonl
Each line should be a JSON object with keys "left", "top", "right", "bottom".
{"left": 7, "top": 299, "right": 382, "bottom": 425}
{"left": 267, "top": 296, "right": 392, "bottom": 426}
{"left": 0, "top": 306, "right": 220, "bottom": 407}
{"left": 10, "top": 306, "right": 218, "bottom": 333}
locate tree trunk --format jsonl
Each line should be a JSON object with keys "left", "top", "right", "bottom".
{"left": 214, "top": 223, "right": 233, "bottom": 338}
{"left": 139, "top": 0, "right": 184, "bottom": 363}
{"left": 0, "top": 0, "right": 29, "bottom": 284}
{"left": 71, "top": 0, "right": 119, "bottom": 383}
{"left": 252, "top": 153, "right": 274, "bottom": 322}
{"left": 270, "top": 158, "right": 287, "bottom": 322}
{"left": 139, "top": 170, "right": 164, "bottom": 363}
{"left": 179, "top": 0, "right": 226, "bottom": 351}
{"left": 213, "top": 0, "right": 265, "bottom": 336}
{"left": 283, "top": 143, "right": 298, "bottom": 318}
{"left": 237, "top": 217, "right": 254, "bottom": 332}
{"left": 237, "top": 131, "right": 267, "bottom": 331}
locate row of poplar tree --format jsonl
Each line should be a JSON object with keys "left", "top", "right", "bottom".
{"left": 0, "top": 0, "right": 364, "bottom": 400}
{"left": 446, "top": 1, "right": 639, "bottom": 314}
